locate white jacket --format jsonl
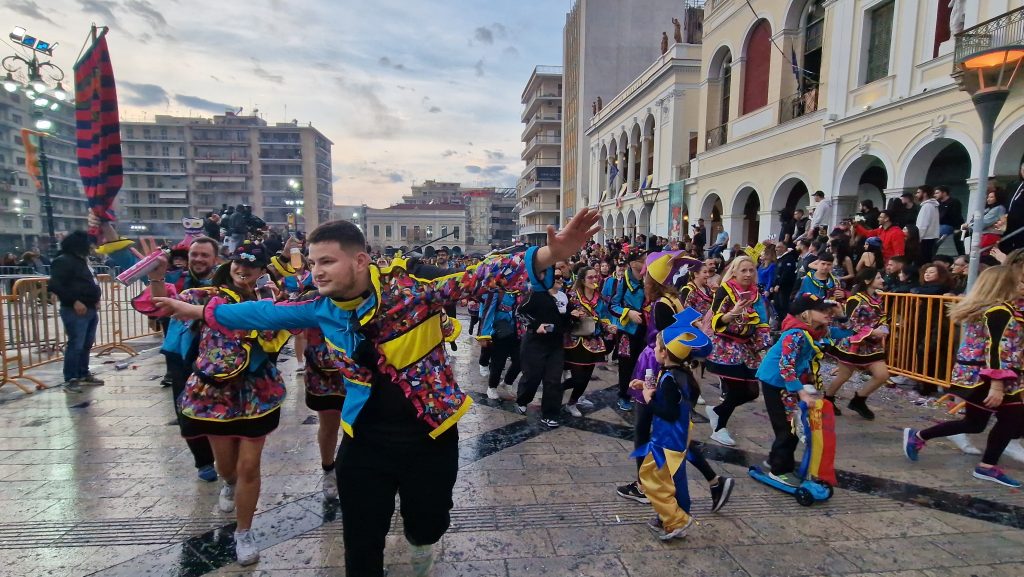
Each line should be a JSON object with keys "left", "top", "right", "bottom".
{"left": 917, "top": 198, "right": 940, "bottom": 240}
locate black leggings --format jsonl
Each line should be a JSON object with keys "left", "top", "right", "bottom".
{"left": 468, "top": 314, "right": 479, "bottom": 335}
{"left": 487, "top": 335, "right": 521, "bottom": 389}
{"left": 563, "top": 364, "right": 596, "bottom": 404}
{"left": 920, "top": 403, "right": 1024, "bottom": 466}
{"left": 711, "top": 377, "right": 760, "bottom": 431}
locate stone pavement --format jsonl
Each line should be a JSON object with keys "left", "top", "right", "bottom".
{"left": 0, "top": 319, "right": 1022, "bottom": 577}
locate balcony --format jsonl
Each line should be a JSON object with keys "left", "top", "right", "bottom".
{"left": 953, "top": 6, "right": 1024, "bottom": 76}
{"left": 705, "top": 124, "right": 728, "bottom": 151}
{"left": 519, "top": 223, "right": 554, "bottom": 235}
{"left": 521, "top": 134, "right": 562, "bottom": 159}
{"left": 521, "top": 156, "right": 561, "bottom": 177}
{"left": 519, "top": 202, "right": 560, "bottom": 218}
{"left": 779, "top": 88, "right": 819, "bottom": 124}
{"left": 521, "top": 92, "right": 563, "bottom": 121}
{"left": 521, "top": 113, "right": 563, "bottom": 141}
{"left": 123, "top": 166, "right": 187, "bottom": 175}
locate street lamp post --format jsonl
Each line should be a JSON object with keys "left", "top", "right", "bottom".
{"left": 287, "top": 178, "right": 304, "bottom": 233}
{"left": 954, "top": 45, "right": 1024, "bottom": 290}
{"left": 37, "top": 133, "right": 56, "bottom": 256}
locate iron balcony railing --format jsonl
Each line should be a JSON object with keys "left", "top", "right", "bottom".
{"left": 779, "top": 88, "right": 820, "bottom": 123}
{"left": 705, "top": 124, "right": 727, "bottom": 150}
{"left": 953, "top": 6, "right": 1024, "bottom": 75}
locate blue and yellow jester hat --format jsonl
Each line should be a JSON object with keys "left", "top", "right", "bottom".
{"left": 643, "top": 250, "right": 703, "bottom": 286}
{"left": 660, "top": 308, "right": 713, "bottom": 361}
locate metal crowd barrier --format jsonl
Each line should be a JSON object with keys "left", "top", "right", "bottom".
{"left": 880, "top": 291, "right": 963, "bottom": 388}
{"left": 0, "top": 274, "right": 159, "bottom": 394}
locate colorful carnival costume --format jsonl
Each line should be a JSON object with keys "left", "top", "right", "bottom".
{"left": 138, "top": 285, "right": 291, "bottom": 438}
{"left": 796, "top": 271, "right": 838, "bottom": 300}
{"left": 562, "top": 282, "right": 615, "bottom": 410}
{"left": 631, "top": 310, "right": 711, "bottom": 540}
{"left": 199, "top": 246, "right": 549, "bottom": 575}
{"left": 610, "top": 262, "right": 647, "bottom": 402}
{"left": 705, "top": 279, "right": 773, "bottom": 445}
{"left": 906, "top": 299, "right": 1024, "bottom": 486}
{"left": 828, "top": 292, "right": 889, "bottom": 366}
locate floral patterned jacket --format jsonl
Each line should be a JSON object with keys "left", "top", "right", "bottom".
{"left": 950, "top": 299, "right": 1024, "bottom": 400}
{"left": 832, "top": 292, "right": 889, "bottom": 356}
{"left": 205, "top": 247, "right": 548, "bottom": 438}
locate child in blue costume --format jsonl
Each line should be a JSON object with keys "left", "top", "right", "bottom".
{"left": 630, "top": 309, "right": 712, "bottom": 540}
{"left": 796, "top": 252, "right": 839, "bottom": 300}
{"left": 756, "top": 294, "right": 851, "bottom": 486}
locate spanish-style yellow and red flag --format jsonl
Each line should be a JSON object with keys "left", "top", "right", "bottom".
{"left": 799, "top": 399, "right": 837, "bottom": 486}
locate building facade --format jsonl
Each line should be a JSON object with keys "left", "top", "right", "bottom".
{"left": 588, "top": 42, "right": 703, "bottom": 243}
{"left": 566, "top": 0, "right": 1024, "bottom": 251}
{"left": 0, "top": 90, "right": 87, "bottom": 254}
{"left": 687, "top": 0, "right": 1024, "bottom": 248}
{"left": 118, "top": 113, "right": 333, "bottom": 240}
{"left": 562, "top": 0, "right": 699, "bottom": 226}
{"left": 364, "top": 204, "right": 466, "bottom": 255}
{"left": 519, "top": 65, "right": 563, "bottom": 245}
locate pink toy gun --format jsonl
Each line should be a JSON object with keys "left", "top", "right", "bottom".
{"left": 116, "top": 249, "right": 167, "bottom": 286}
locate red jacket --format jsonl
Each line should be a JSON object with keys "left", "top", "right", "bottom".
{"left": 855, "top": 224, "right": 905, "bottom": 261}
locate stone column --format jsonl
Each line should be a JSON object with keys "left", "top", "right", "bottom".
{"left": 639, "top": 136, "right": 651, "bottom": 190}
{"left": 757, "top": 209, "right": 777, "bottom": 242}
{"left": 626, "top": 139, "right": 637, "bottom": 195}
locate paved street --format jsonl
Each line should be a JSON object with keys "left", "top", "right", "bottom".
{"left": 0, "top": 321, "right": 1022, "bottom": 577}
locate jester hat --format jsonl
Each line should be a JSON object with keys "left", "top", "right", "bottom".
{"left": 643, "top": 250, "right": 703, "bottom": 286}
{"left": 660, "top": 308, "right": 713, "bottom": 361}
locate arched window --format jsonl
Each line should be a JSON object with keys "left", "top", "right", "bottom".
{"left": 742, "top": 19, "right": 772, "bottom": 115}
{"left": 800, "top": 1, "right": 825, "bottom": 94}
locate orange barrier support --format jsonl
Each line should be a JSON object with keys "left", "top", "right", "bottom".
{"left": 880, "top": 292, "right": 962, "bottom": 388}
{"left": 0, "top": 293, "right": 40, "bottom": 394}
{"left": 92, "top": 275, "right": 137, "bottom": 357}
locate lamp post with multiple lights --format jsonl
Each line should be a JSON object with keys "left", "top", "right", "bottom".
{"left": 3, "top": 26, "right": 68, "bottom": 257}
{"left": 954, "top": 43, "right": 1024, "bottom": 290}
{"left": 286, "top": 178, "right": 305, "bottom": 233}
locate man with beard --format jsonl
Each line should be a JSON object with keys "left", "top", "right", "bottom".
{"left": 136, "top": 236, "right": 220, "bottom": 482}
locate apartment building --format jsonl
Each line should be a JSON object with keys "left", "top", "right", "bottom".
{"left": 519, "top": 65, "right": 563, "bottom": 245}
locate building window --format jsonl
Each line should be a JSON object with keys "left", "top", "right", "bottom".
{"left": 441, "top": 225, "right": 448, "bottom": 237}
{"left": 400, "top": 225, "right": 407, "bottom": 238}
{"left": 453, "top": 226, "right": 460, "bottom": 240}
{"left": 385, "top": 225, "right": 392, "bottom": 238}
{"left": 742, "top": 19, "right": 772, "bottom": 115}
{"left": 373, "top": 224, "right": 380, "bottom": 238}
{"left": 864, "top": 1, "right": 894, "bottom": 84}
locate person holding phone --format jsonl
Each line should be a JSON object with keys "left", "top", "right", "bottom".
{"left": 704, "top": 256, "right": 773, "bottom": 447}
{"left": 516, "top": 273, "right": 571, "bottom": 427}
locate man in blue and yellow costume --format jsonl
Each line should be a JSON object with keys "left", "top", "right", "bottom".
{"left": 630, "top": 309, "right": 712, "bottom": 541}
{"left": 154, "top": 210, "right": 602, "bottom": 577}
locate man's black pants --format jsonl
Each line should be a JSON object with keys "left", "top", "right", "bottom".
{"left": 337, "top": 430, "right": 459, "bottom": 577}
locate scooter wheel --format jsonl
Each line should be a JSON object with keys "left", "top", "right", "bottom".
{"left": 795, "top": 487, "right": 815, "bottom": 506}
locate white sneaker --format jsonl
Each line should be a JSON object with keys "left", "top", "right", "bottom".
{"left": 565, "top": 404, "right": 583, "bottom": 417}
{"left": 479, "top": 365, "right": 490, "bottom": 378}
{"left": 234, "top": 529, "right": 259, "bottom": 566}
{"left": 410, "top": 543, "right": 434, "bottom": 577}
{"left": 322, "top": 471, "right": 339, "bottom": 500}
{"left": 515, "top": 405, "right": 527, "bottom": 415}
{"left": 697, "top": 395, "right": 706, "bottom": 405}
{"left": 575, "top": 396, "right": 595, "bottom": 410}
{"left": 486, "top": 387, "right": 500, "bottom": 400}
{"left": 704, "top": 405, "right": 720, "bottom": 434}
{"left": 1003, "top": 439, "right": 1024, "bottom": 464}
{"left": 496, "top": 384, "right": 516, "bottom": 400}
{"left": 710, "top": 428, "right": 736, "bottom": 447}
{"left": 949, "top": 433, "right": 982, "bottom": 456}
{"left": 218, "top": 483, "right": 236, "bottom": 513}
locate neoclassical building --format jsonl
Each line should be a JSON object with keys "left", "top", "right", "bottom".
{"left": 570, "top": 0, "right": 1024, "bottom": 248}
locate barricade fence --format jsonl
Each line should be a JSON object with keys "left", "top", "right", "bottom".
{"left": 881, "top": 292, "right": 962, "bottom": 387}
{"left": 0, "top": 285, "right": 970, "bottom": 395}
{"left": 0, "top": 275, "right": 159, "bottom": 394}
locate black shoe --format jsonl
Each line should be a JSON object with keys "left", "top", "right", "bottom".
{"left": 824, "top": 395, "right": 841, "bottom": 416}
{"left": 710, "top": 476, "right": 735, "bottom": 513}
{"left": 160, "top": 376, "right": 173, "bottom": 387}
{"left": 847, "top": 393, "right": 875, "bottom": 420}
{"left": 616, "top": 481, "right": 650, "bottom": 504}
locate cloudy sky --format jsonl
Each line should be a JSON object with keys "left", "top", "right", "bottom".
{"left": 0, "top": 0, "right": 566, "bottom": 207}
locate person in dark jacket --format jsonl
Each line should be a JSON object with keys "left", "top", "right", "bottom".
{"left": 772, "top": 241, "right": 799, "bottom": 319}
{"left": 1000, "top": 163, "right": 1024, "bottom": 253}
{"left": 516, "top": 273, "right": 570, "bottom": 427}
{"left": 226, "top": 204, "right": 248, "bottom": 252}
{"left": 203, "top": 212, "right": 222, "bottom": 241}
{"left": 935, "top": 185, "right": 965, "bottom": 255}
{"left": 48, "top": 231, "right": 103, "bottom": 391}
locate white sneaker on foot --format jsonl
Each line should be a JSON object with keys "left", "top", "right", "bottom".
{"left": 565, "top": 403, "right": 582, "bottom": 417}
{"left": 1003, "top": 439, "right": 1024, "bottom": 463}
{"left": 704, "top": 405, "right": 720, "bottom": 434}
{"left": 234, "top": 530, "right": 259, "bottom": 566}
{"left": 479, "top": 365, "right": 490, "bottom": 378}
{"left": 410, "top": 543, "right": 434, "bottom": 577}
{"left": 322, "top": 471, "right": 339, "bottom": 500}
{"left": 710, "top": 428, "right": 736, "bottom": 447}
{"left": 697, "top": 395, "right": 706, "bottom": 405}
{"left": 949, "top": 433, "right": 982, "bottom": 456}
{"left": 486, "top": 387, "right": 500, "bottom": 400}
{"left": 575, "top": 396, "right": 595, "bottom": 410}
{"left": 218, "top": 483, "right": 236, "bottom": 513}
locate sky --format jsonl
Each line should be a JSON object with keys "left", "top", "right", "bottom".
{"left": 0, "top": 0, "right": 567, "bottom": 207}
